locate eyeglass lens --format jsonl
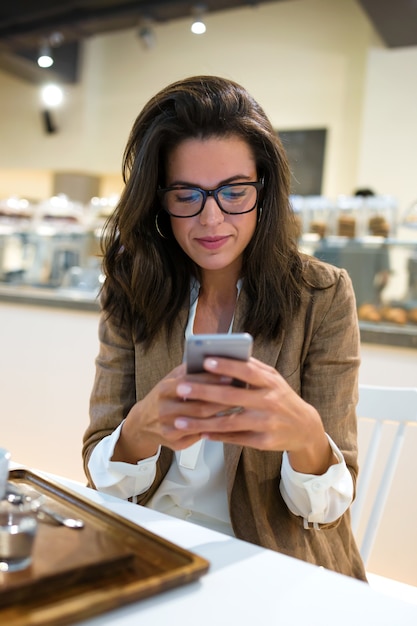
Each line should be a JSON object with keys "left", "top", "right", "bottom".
{"left": 162, "top": 183, "right": 260, "bottom": 217}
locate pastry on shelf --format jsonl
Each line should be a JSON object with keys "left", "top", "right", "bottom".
{"left": 368, "top": 215, "right": 390, "bottom": 237}
{"left": 407, "top": 308, "right": 417, "bottom": 324}
{"left": 380, "top": 306, "right": 408, "bottom": 325}
{"left": 337, "top": 216, "right": 356, "bottom": 238}
{"left": 357, "top": 303, "right": 381, "bottom": 322}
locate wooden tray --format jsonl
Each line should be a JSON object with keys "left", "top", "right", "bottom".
{"left": 0, "top": 469, "right": 209, "bottom": 625}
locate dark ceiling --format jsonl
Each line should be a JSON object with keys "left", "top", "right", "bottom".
{"left": 0, "top": 1, "right": 281, "bottom": 52}
{"left": 0, "top": 0, "right": 416, "bottom": 84}
{"left": 0, "top": 1, "right": 283, "bottom": 82}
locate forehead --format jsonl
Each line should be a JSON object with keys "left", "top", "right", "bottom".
{"left": 165, "top": 135, "right": 256, "bottom": 183}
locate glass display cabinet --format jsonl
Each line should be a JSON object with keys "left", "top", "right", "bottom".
{"left": 0, "top": 195, "right": 104, "bottom": 311}
{"left": 1, "top": 193, "right": 417, "bottom": 347}
{"left": 300, "top": 235, "right": 417, "bottom": 347}
{"left": 296, "top": 189, "right": 417, "bottom": 350}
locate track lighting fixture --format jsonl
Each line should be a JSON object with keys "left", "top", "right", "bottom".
{"left": 191, "top": 4, "right": 207, "bottom": 35}
{"left": 41, "top": 84, "right": 63, "bottom": 108}
{"left": 37, "top": 32, "right": 64, "bottom": 68}
{"left": 137, "top": 18, "right": 156, "bottom": 49}
{"left": 40, "top": 84, "right": 64, "bottom": 134}
{"left": 37, "top": 42, "right": 53, "bottom": 68}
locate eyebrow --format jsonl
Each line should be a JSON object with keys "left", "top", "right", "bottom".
{"left": 167, "top": 173, "right": 256, "bottom": 188}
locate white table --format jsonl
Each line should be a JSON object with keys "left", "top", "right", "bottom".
{"left": 23, "top": 469, "right": 415, "bottom": 626}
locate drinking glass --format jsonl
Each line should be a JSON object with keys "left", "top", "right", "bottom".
{"left": 0, "top": 448, "right": 11, "bottom": 500}
{"left": 0, "top": 496, "right": 39, "bottom": 572}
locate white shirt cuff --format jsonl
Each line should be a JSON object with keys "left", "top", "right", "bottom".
{"left": 279, "top": 434, "right": 353, "bottom": 527}
{"left": 88, "top": 420, "right": 160, "bottom": 500}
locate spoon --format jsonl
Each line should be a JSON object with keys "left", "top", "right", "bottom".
{"left": 36, "top": 505, "right": 85, "bottom": 529}
{"left": 6, "top": 486, "right": 84, "bottom": 530}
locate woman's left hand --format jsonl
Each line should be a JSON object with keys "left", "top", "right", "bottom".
{"left": 175, "top": 356, "right": 336, "bottom": 475}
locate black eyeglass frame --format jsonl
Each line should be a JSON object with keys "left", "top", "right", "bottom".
{"left": 158, "top": 178, "right": 264, "bottom": 218}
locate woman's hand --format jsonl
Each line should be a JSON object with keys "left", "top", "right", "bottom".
{"left": 173, "top": 356, "right": 336, "bottom": 475}
{"left": 111, "top": 362, "right": 235, "bottom": 464}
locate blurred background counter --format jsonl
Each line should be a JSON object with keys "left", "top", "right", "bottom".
{"left": 0, "top": 284, "right": 99, "bottom": 311}
{"left": 0, "top": 193, "right": 104, "bottom": 312}
{"left": 1, "top": 191, "right": 417, "bottom": 348}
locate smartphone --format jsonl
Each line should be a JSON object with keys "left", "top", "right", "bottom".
{"left": 185, "top": 333, "right": 253, "bottom": 386}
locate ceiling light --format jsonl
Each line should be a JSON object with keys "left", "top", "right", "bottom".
{"left": 191, "top": 5, "right": 207, "bottom": 35}
{"left": 41, "top": 84, "right": 63, "bottom": 108}
{"left": 37, "top": 43, "right": 53, "bottom": 68}
{"left": 38, "top": 65, "right": 64, "bottom": 134}
{"left": 137, "top": 18, "right": 156, "bottom": 49}
{"left": 191, "top": 19, "right": 206, "bottom": 35}
{"left": 37, "top": 33, "right": 64, "bottom": 69}
{"left": 49, "top": 32, "right": 64, "bottom": 47}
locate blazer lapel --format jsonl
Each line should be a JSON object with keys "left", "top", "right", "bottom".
{"left": 232, "top": 289, "right": 284, "bottom": 367}
{"left": 135, "top": 306, "right": 189, "bottom": 396}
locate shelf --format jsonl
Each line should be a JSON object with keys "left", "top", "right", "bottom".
{"left": 0, "top": 284, "right": 99, "bottom": 312}
{"left": 359, "top": 320, "right": 417, "bottom": 349}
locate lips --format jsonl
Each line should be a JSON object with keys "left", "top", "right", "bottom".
{"left": 195, "top": 235, "right": 230, "bottom": 250}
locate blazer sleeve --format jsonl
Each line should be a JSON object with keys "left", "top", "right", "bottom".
{"left": 82, "top": 312, "right": 136, "bottom": 487}
{"left": 300, "top": 266, "right": 361, "bottom": 494}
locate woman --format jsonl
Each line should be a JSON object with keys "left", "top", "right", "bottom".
{"left": 83, "top": 75, "right": 366, "bottom": 580}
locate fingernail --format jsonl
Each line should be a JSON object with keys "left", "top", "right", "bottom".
{"left": 175, "top": 418, "right": 188, "bottom": 429}
{"left": 204, "top": 358, "right": 218, "bottom": 369}
{"left": 177, "top": 383, "right": 192, "bottom": 397}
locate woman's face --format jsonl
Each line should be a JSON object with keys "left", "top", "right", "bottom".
{"left": 164, "top": 135, "right": 259, "bottom": 277}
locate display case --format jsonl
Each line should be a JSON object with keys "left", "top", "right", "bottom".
{"left": 0, "top": 194, "right": 105, "bottom": 310}
{"left": 300, "top": 234, "right": 417, "bottom": 348}
{"left": 1, "top": 193, "right": 417, "bottom": 347}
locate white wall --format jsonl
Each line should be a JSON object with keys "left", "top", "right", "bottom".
{"left": 0, "top": 0, "right": 375, "bottom": 200}
{"left": 357, "top": 45, "right": 417, "bottom": 218}
{"left": 360, "top": 343, "right": 417, "bottom": 387}
{"left": 0, "top": 303, "right": 98, "bottom": 484}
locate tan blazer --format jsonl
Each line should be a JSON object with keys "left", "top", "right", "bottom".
{"left": 83, "top": 257, "right": 367, "bottom": 580}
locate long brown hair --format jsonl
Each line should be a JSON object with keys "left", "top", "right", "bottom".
{"left": 101, "top": 75, "right": 303, "bottom": 348}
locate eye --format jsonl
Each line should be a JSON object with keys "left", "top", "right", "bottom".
{"left": 221, "top": 185, "right": 248, "bottom": 202}
{"left": 173, "top": 188, "right": 202, "bottom": 204}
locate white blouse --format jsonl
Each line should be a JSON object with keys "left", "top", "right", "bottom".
{"left": 88, "top": 281, "right": 353, "bottom": 533}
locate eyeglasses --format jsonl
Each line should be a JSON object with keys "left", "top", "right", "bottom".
{"left": 158, "top": 179, "right": 264, "bottom": 218}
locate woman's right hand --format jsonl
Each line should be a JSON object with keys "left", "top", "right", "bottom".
{"left": 110, "top": 364, "right": 187, "bottom": 463}
{"left": 111, "top": 363, "right": 227, "bottom": 464}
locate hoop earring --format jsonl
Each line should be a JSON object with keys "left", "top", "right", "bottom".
{"left": 257, "top": 206, "right": 263, "bottom": 223}
{"left": 155, "top": 212, "right": 168, "bottom": 239}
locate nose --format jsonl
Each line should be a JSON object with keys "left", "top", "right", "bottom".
{"left": 199, "top": 195, "right": 224, "bottom": 225}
